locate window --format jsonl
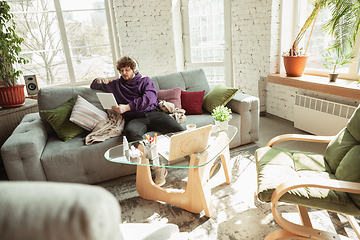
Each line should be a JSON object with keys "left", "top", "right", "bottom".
{"left": 182, "top": 0, "right": 232, "bottom": 87}
{"left": 291, "top": 0, "right": 360, "bottom": 80}
{"left": 9, "top": 0, "right": 118, "bottom": 88}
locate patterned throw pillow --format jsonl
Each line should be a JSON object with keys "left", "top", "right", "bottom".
{"left": 157, "top": 87, "right": 182, "bottom": 109}
{"left": 70, "top": 95, "right": 108, "bottom": 131}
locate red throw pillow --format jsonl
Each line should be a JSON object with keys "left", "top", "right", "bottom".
{"left": 181, "top": 90, "right": 205, "bottom": 115}
{"left": 157, "top": 87, "right": 182, "bottom": 109}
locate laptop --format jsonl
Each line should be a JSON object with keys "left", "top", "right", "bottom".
{"left": 157, "top": 124, "right": 213, "bottom": 161}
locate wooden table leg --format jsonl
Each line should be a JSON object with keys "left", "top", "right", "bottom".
{"left": 136, "top": 132, "right": 230, "bottom": 217}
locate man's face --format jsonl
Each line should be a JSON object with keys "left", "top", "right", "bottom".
{"left": 120, "top": 66, "right": 135, "bottom": 81}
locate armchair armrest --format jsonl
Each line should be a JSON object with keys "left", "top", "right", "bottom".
{"left": 1, "top": 113, "right": 48, "bottom": 180}
{"left": 272, "top": 178, "right": 360, "bottom": 205}
{"left": 266, "top": 134, "right": 334, "bottom": 147}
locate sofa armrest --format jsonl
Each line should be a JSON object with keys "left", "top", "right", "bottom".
{"left": 226, "top": 92, "right": 259, "bottom": 115}
{"left": 1, "top": 113, "right": 48, "bottom": 180}
{"left": 227, "top": 92, "right": 260, "bottom": 146}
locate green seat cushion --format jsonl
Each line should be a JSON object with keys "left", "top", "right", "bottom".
{"left": 202, "top": 85, "right": 238, "bottom": 113}
{"left": 41, "top": 97, "right": 85, "bottom": 142}
{"left": 256, "top": 147, "right": 360, "bottom": 215}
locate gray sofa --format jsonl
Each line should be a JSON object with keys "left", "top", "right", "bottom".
{"left": 0, "top": 181, "right": 185, "bottom": 240}
{"left": 1, "top": 69, "right": 259, "bottom": 184}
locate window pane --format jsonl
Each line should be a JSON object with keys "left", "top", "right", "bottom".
{"left": 9, "top": 0, "right": 55, "bottom": 11}
{"left": 303, "top": 3, "right": 350, "bottom": 73}
{"left": 9, "top": 0, "right": 115, "bottom": 87}
{"left": 65, "top": 10, "right": 109, "bottom": 47}
{"left": 190, "top": 66, "right": 225, "bottom": 86}
{"left": 203, "top": 66, "right": 225, "bottom": 86}
{"left": 71, "top": 46, "right": 113, "bottom": 82}
{"left": 60, "top": 0, "right": 105, "bottom": 11}
{"left": 63, "top": 7, "right": 114, "bottom": 80}
{"left": 21, "top": 50, "right": 71, "bottom": 87}
{"left": 189, "top": 0, "right": 225, "bottom": 63}
{"left": 10, "top": 1, "right": 69, "bottom": 87}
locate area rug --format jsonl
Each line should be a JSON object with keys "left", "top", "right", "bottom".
{"left": 105, "top": 145, "right": 359, "bottom": 239}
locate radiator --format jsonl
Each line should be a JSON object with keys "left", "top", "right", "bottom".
{"left": 294, "top": 94, "right": 357, "bottom": 136}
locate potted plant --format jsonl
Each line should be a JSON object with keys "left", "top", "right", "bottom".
{"left": 283, "top": 0, "right": 360, "bottom": 77}
{"left": 211, "top": 105, "right": 232, "bottom": 131}
{"left": 0, "top": 1, "right": 28, "bottom": 108}
{"left": 322, "top": 47, "right": 355, "bottom": 82}
{"left": 282, "top": 0, "right": 327, "bottom": 77}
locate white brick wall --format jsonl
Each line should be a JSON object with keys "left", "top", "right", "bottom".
{"left": 231, "top": 0, "right": 281, "bottom": 112}
{"left": 112, "top": 0, "right": 181, "bottom": 77}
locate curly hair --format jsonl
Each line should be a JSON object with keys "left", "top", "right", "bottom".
{"left": 116, "top": 56, "right": 138, "bottom": 73}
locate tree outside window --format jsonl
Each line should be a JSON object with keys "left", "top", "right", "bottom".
{"left": 9, "top": 0, "right": 116, "bottom": 87}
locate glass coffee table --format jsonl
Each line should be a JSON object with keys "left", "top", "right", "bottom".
{"left": 104, "top": 125, "right": 237, "bottom": 217}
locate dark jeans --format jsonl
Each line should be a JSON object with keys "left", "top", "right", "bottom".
{"left": 124, "top": 110, "right": 184, "bottom": 142}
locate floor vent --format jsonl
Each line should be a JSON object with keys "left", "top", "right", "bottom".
{"left": 294, "top": 94, "right": 357, "bottom": 136}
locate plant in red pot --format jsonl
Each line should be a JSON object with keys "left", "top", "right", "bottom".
{"left": 0, "top": 1, "right": 28, "bottom": 108}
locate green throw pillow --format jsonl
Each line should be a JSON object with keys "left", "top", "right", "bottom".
{"left": 203, "top": 85, "right": 238, "bottom": 113}
{"left": 41, "top": 97, "right": 85, "bottom": 142}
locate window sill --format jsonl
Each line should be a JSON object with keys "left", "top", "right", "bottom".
{"left": 267, "top": 74, "right": 360, "bottom": 100}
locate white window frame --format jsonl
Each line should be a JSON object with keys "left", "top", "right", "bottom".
{"left": 279, "top": 0, "right": 360, "bottom": 81}
{"left": 181, "top": 0, "right": 233, "bottom": 87}
{"left": 12, "top": 0, "right": 120, "bottom": 87}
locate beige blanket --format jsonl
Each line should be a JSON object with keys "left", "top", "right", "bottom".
{"left": 85, "top": 110, "right": 125, "bottom": 145}
{"left": 85, "top": 101, "right": 185, "bottom": 145}
{"left": 159, "top": 100, "right": 186, "bottom": 124}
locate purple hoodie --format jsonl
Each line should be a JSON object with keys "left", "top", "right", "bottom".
{"left": 90, "top": 73, "right": 159, "bottom": 121}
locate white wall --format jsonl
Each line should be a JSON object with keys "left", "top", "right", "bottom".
{"left": 111, "top": 0, "right": 359, "bottom": 122}
{"left": 231, "top": 0, "right": 281, "bottom": 113}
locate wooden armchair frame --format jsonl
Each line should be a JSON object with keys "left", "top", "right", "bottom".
{"left": 262, "top": 134, "right": 360, "bottom": 240}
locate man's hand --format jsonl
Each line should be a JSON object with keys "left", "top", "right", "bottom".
{"left": 112, "top": 104, "right": 130, "bottom": 114}
{"left": 96, "top": 78, "right": 113, "bottom": 84}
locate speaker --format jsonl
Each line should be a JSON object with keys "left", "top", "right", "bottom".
{"left": 24, "top": 75, "right": 39, "bottom": 95}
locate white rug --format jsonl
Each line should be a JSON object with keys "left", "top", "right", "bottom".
{"left": 105, "top": 146, "right": 359, "bottom": 239}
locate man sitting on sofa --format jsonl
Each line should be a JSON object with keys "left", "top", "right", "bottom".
{"left": 90, "top": 56, "right": 183, "bottom": 186}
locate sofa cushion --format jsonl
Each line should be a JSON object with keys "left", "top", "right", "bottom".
{"left": 151, "top": 68, "right": 211, "bottom": 95}
{"left": 181, "top": 90, "right": 205, "bottom": 115}
{"left": 157, "top": 87, "right": 182, "bottom": 109}
{"left": 203, "top": 85, "right": 238, "bottom": 113}
{"left": 41, "top": 97, "right": 85, "bottom": 142}
{"left": 70, "top": 95, "right": 108, "bottom": 131}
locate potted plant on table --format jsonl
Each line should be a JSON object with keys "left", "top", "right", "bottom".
{"left": 0, "top": 1, "right": 28, "bottom": 108}
{"left": 211, "top": 105, "right": 232, "bottom": 131}
{"left": 322, "top": 47, "right": 355, "bottom": 82}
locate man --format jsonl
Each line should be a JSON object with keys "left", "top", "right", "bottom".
{"left": 91, "top": 56, "right": 183, "bottom": 185}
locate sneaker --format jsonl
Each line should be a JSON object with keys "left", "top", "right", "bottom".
{"left": 152, "top": 167, "right": 168, "bottom": 187}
